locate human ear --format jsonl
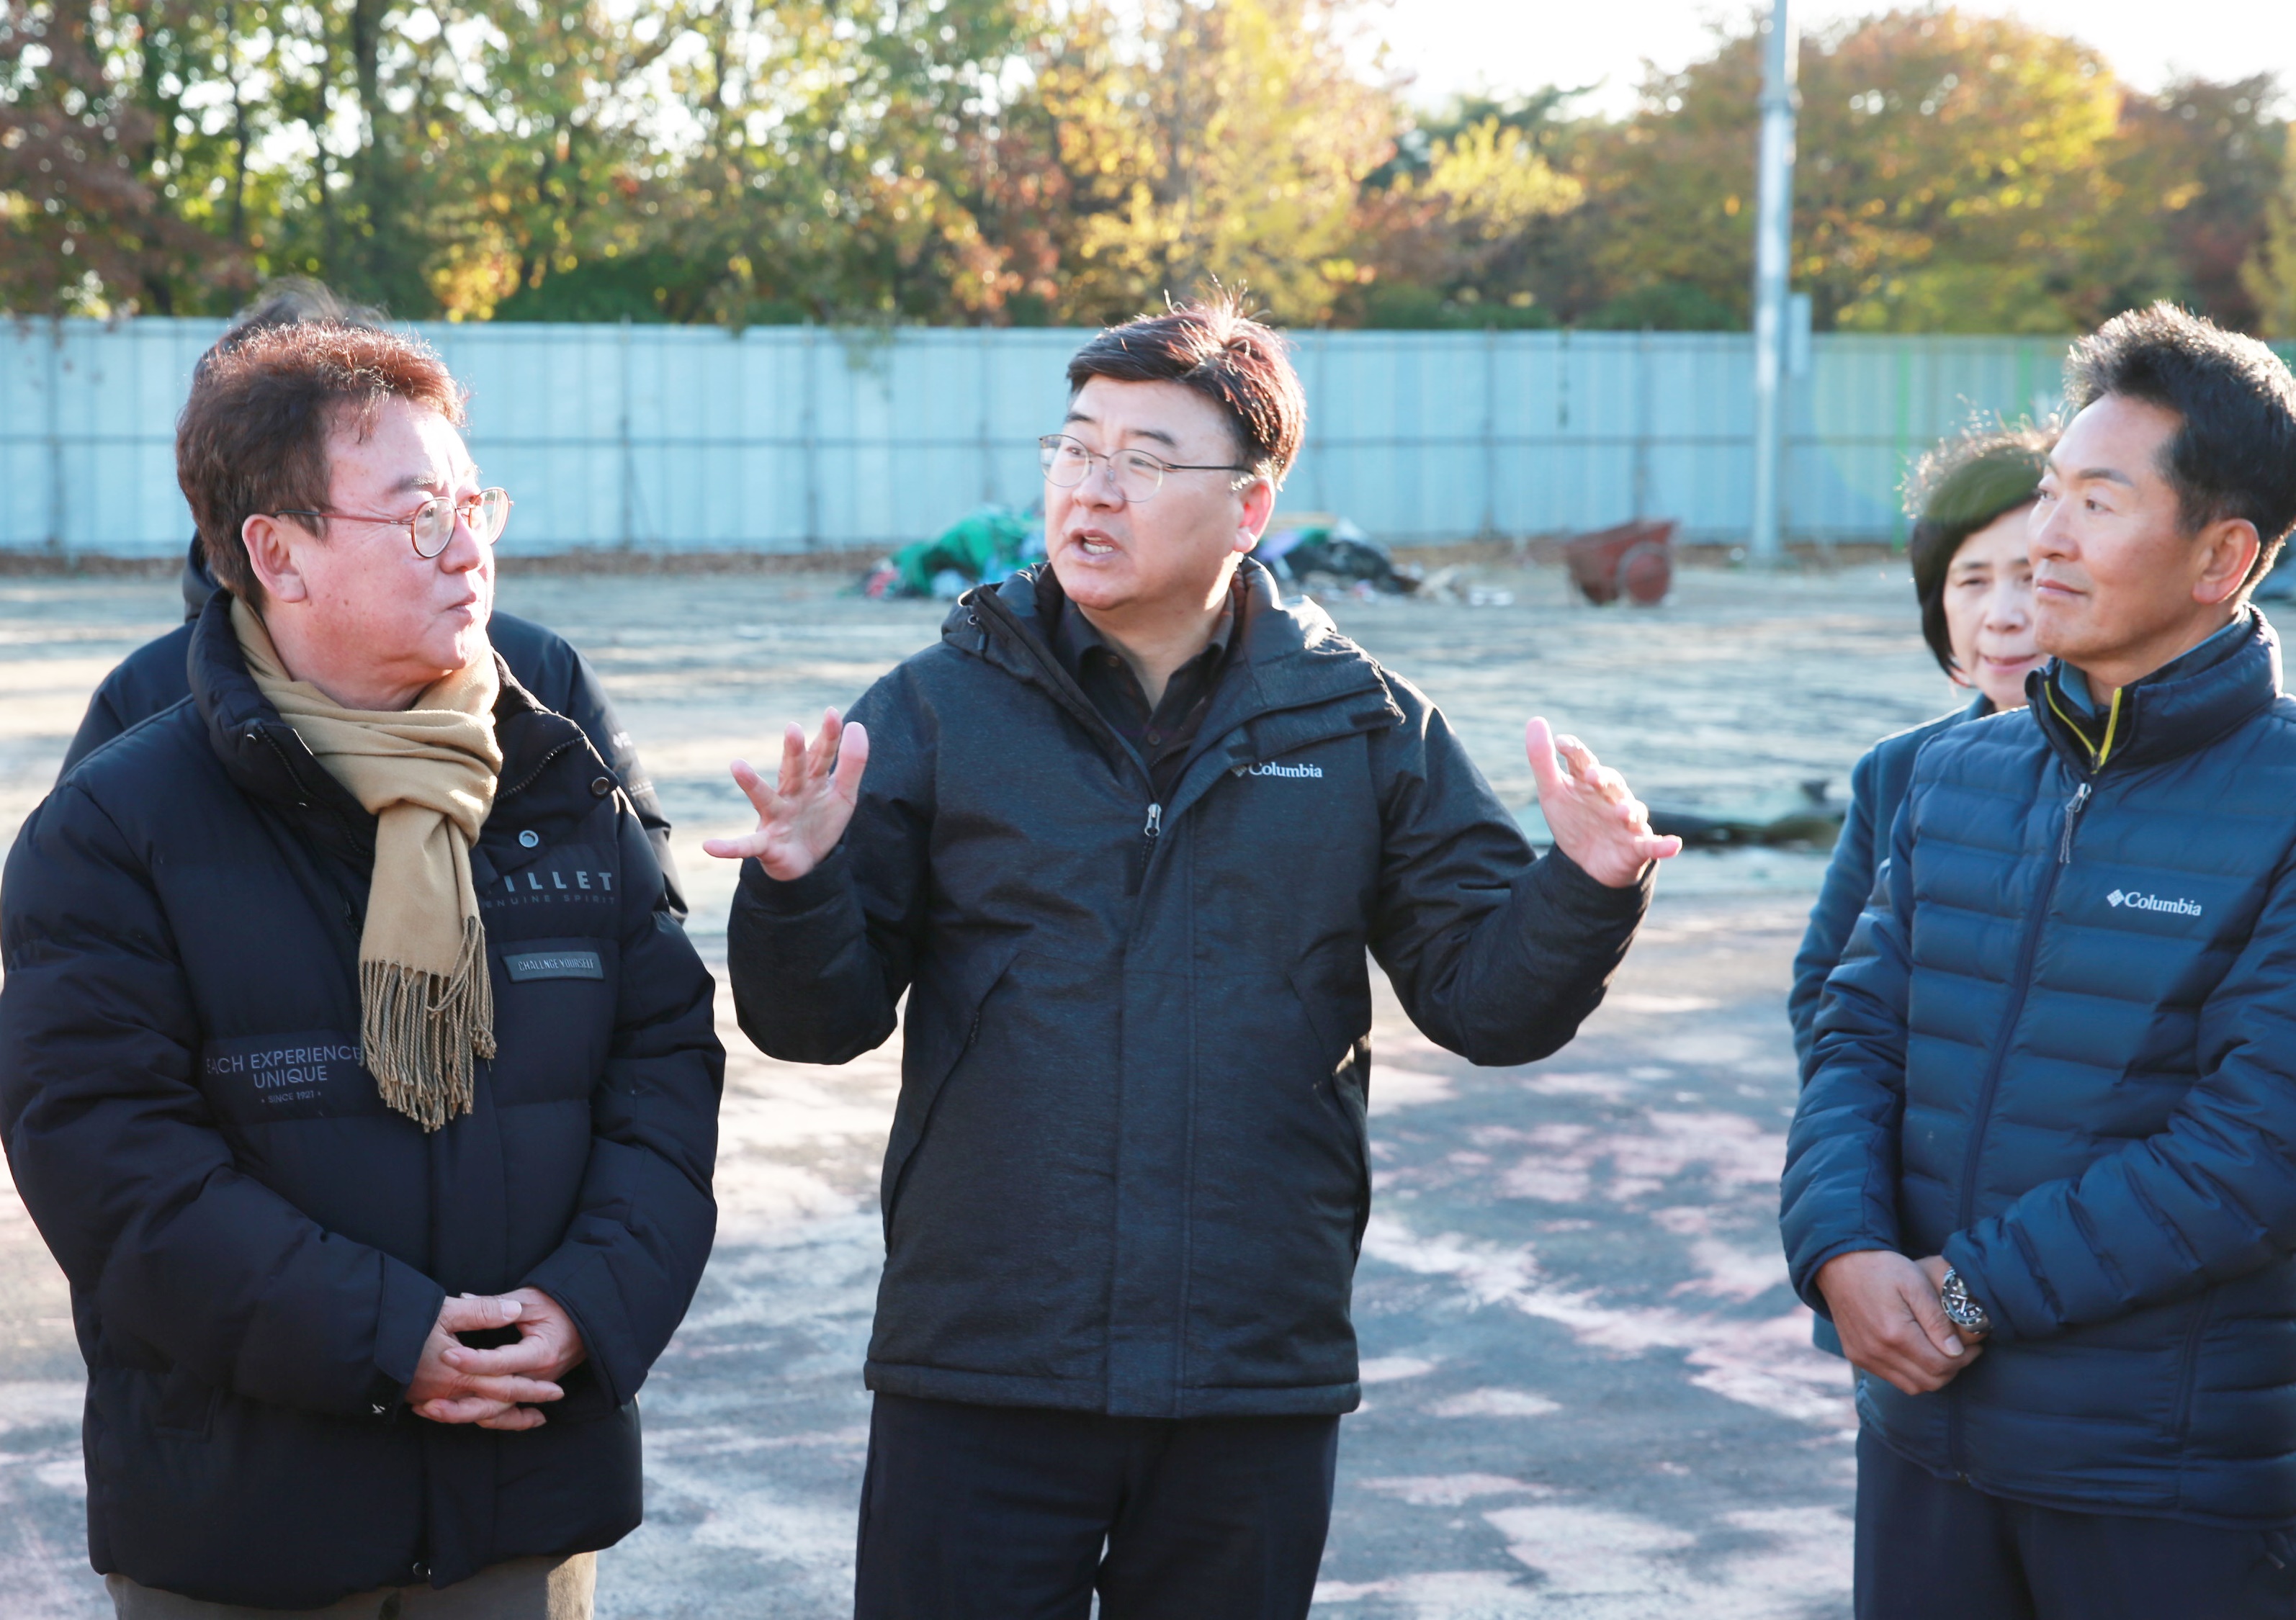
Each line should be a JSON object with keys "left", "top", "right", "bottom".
{"left": 242, "top": 513, "right": 313, "bottom": 604}
{"left": 2193, "top": 517, "right": 2261, "bottom": 608}
{"left": 1234, "top": 476, "right": 1276, "bottom": 554}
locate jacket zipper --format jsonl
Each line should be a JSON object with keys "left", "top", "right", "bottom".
{"left": 1129, "top": 802, "right": 1163, "bottom": 894}
{"left": 499, "top": 737, "right": 581, "bottom": 804}
{"left": 254, "top": 725, "right": 364, "bottom": 852}
{"left": 2058, "top": 781, "right": 2091, "bottom": 864}
{"left": 1946, "top": 769, "right": 2093, "bottom": 1475}
{"left": 966, "top": 584, "right": 1379, "bottom": 896}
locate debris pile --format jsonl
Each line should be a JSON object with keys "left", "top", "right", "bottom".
{"left": 859, "top": 508, "right": 1044, "bottom": 600}
{"left": 1259, "top": 516, "right": 1422, "bottom": 599}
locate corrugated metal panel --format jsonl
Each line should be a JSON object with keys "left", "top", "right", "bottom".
{"left": 9, "top": 318, "right": 2276, "bottom": 557}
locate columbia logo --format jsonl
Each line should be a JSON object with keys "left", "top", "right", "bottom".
{"left": 1235, "top": 760, "right": 1324, "bottom": 779}
{"left": 2107, "top": 888, "right": 2203, "bottom": 917}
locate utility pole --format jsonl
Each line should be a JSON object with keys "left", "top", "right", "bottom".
{"left": 1749, "top": 0, "right": 1798, "bottom": 563}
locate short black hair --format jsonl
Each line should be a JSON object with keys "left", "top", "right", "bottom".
{"left": 1064, "top": 293, "right": 1305, "bottom": 487}
{"left": 2063, "top": 302, "right": 2296, "bottom": 589}
{"left": 1904, "top": 426, "right": 2050, "bottom": 675}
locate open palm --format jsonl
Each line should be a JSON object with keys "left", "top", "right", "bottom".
{"left": 1525, "top": 716, "right": 1680, "bottom": 887}
{"left": 703, "top": 708, "right": 870, "bottom": 881}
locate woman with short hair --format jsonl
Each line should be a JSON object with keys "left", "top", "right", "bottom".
{"left": 1785, "top": 426, "right": 2047, "bottom": 1360}
{"left": 1790, "top": 426, "right": 2053, "bottom": 1073}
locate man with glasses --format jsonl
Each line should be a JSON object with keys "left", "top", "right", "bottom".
{"left": 1, "top": 318, "right": 722, "bottom": 1616}
{"left": 58, "top": 282, "right": 687, "bottom": 919}
{"left": 713, "top": 297, "right": 1677, "bottom": 1618}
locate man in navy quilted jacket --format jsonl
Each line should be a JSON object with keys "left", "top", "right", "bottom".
{"left": 1782, "top": 303, "right": 2296, "bottom": 1620}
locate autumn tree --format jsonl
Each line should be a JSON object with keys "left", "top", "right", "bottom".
{"left": 1569, "top": 9, "right": 2126, "bottom": 333}
{"left": 2090, "top": 76, "right": 2286, "bottom": 332}
{"left": 4, "top": 0, "right": 2290, "bottom": 335}
{"left": 2249, "top": 139, "right": 2296, "bottom": 338}
{"left": 1028, "top": 0, "right": 1394, "bottom": 326}
{"left": 1349, "top": 91, "right": 1591, "bottom": 326}
{"left": 0, "top": 0, "right": 248, "bottom": 315}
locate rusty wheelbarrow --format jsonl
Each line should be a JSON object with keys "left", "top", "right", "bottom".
{"left": 1564, "top": 519, "right": 1677, "bottom": 606}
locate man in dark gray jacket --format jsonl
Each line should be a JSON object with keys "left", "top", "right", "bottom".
{"left": 712, "top": 297, "right": 1678, "bottom": 1619}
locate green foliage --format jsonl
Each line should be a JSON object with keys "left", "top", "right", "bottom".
{"left": 0, "top": 1, "right": 253, "bottom": 314}
{"left": 1, "top": 2, "right": 2290, "bottom": 334}
{"left": 2092, "top": 77, "right": 2287, "bottom": 332}
{"left": 1028, "top": 0, "right": 1395, "bottom": 325}
{"left": 2251, "top": 144, "right": 2296, "bottom": 338}
{"left": 1581, "top": 282, "right": 1741, "bottom": 331}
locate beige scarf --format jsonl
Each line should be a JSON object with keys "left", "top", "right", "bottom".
{"left": 233, "top": 598, "right": 503, "bottom": 1130}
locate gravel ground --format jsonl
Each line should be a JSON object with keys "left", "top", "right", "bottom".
{"left": 0, "top": 558, "right": 1958, "bottom": 1618}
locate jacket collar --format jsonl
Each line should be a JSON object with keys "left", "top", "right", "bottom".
{"left": 191, "top": 590, "right": 372, "bottom": 850}
{"left": 956, "top": 559, "right": 1389, "bottom": 704}
{"left": 950, "top": 559, "right": 1404, "bottom": 822}
{"left": 189, "top": 590, "right": 593, "bottom": 862}
{"left": 181, "top": 536, "right": 220, "bottom": 622}
{"left": 2025, "top": 609, "right": 2282, "bottom": 778}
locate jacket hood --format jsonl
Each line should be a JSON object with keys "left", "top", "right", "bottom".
{"left": 2027, "top": 610, "right": 2282, "bottom": 777}
{"left": 182, "top": 535, "right": 220, "bottom": 621}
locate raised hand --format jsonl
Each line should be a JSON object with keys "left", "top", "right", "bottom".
{"left": 1817, "top": 1250, "right": 1983, "bottom": 1395}
{"left": 701, "top": 708, "right": 870, "bottom": 881}
{"left": 405, "top": 1292, "right": 565, "bottom": 1431}
{"left": 1525, "top": 717, "right": 1682, "bottom": 888}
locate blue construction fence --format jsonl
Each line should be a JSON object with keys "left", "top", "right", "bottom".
{"left": 12, "top": 318, "right": 2266, "bottom": 557}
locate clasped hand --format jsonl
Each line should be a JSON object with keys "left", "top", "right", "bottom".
{"left": 1816, "top": 1251, "right": 1986, "bottom": 1395}
{"left": 404, "top": 1287, "right": 587, "bottom": 1431}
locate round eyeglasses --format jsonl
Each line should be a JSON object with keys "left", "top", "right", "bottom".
{"left": 1039, "top": 434, "right": 1251, "bottom": 503}
{"left": 274, "top": 487, "right": 514, "bottom": 559}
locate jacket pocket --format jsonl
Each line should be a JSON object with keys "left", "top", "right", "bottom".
{"left": 487, "top": 934, "right": 619, "bottom": 1104}
{"left": 151, "top": 1364, "right": 220, "bottom": 1442}
{"left": 879, "top": 935, "right": 1026, "bottom": 1238}
{"left": 1287, "top": 948, "right": 1374, "bottom": 1250}
{"left": 1183, "top": 967, "right": 1371, "bottom": 1392}
{"left": 2170, "top": 1290, "right": 2215, "bottom": 1443}
{"left": 1286, "top": 945, "right": 1373, "bottom": 1083}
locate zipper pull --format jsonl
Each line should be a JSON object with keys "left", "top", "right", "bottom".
{"left": 2058, "top": 781, "right": 2091, "bottom": 865}
{"left": 1128, "top": 804, "right": 1164, "bottom": 896}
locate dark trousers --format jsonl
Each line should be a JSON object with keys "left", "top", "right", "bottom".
{"left": 853, "top": 1392, "right": 1340, "bottom": 1620}
{"left": 1855, "top": 1426, "right": 2296, "bottom": 1620}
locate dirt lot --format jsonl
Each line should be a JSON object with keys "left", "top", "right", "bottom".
{"left": 0, "top": 558, "right": 1954, "bottom": 1618}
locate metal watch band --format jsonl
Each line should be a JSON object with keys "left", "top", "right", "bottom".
{"left": 1940, "top": 1267, "right": 1991, "bottom": 1333}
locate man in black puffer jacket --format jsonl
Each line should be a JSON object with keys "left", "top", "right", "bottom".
{"left": 715, "top": 299, "right": 1679, "bottom": 1618}
{"left": 1, "top": 318, "right": 721, "bottom": 1613}
{"left": 59, "top": 280, "right": 684, "bottom": 919}
{"left": 1784, "top": 305, "right": 2296, "bottom": 1619}
{"left": 63, "top": 537, "right": 683, "bottom": 919}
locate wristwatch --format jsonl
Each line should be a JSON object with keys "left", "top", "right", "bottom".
{"left": 1939, "top": 1267, "right": 1991, "bottom": 1335}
